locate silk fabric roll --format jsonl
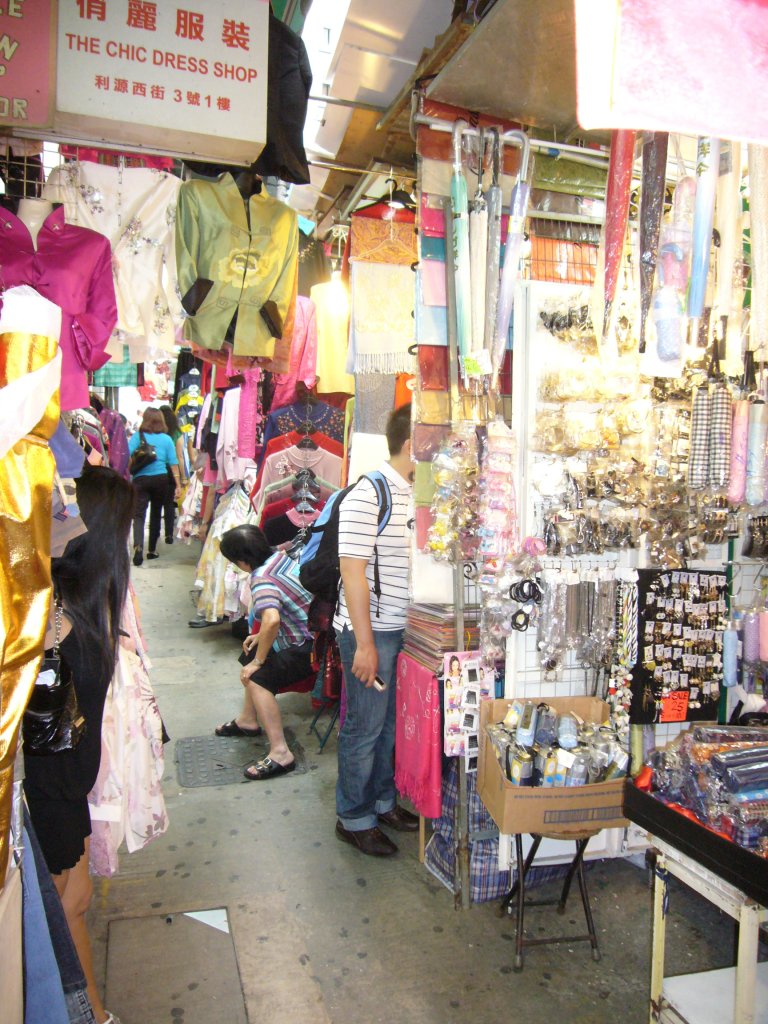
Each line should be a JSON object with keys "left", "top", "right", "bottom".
{"left": 748, "top": 145, "right": 768, "bottom": 356}
{"left": 728, "top": 399, "right": 750, "bottom": 503}
{"left": 746, "top": 401, "right": 768, "bottom": 505}
{"left": 723, "top": 627, "right": 739, "bottom": 686}
{"left": 743, "top": 611, "right": 760, "bottom": 664}
{"left": 759, "top": 611, "right": 768, "bottom": 662}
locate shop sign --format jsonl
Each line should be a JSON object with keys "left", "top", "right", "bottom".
{"left": 54, "top": 0, "right": 268, "bottom": 164}
{"left": 0, "top": 1, "right": 55, "bottom": 129}
{"left": 575, "top": 0, "right": 768, "bottom": 143}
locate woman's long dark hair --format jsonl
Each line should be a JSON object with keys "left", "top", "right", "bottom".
{"left": 160, "top": 405, "right": 179, "bottom": 436}
{"left": 52, "top": 465, "right": 134, "bottom": 682}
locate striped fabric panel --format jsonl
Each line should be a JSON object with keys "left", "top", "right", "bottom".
{"left": 250, "top": 552, "right": 313, "bottom": 650}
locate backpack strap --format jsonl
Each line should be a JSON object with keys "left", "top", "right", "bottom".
{"left": 361, "top": 473, "right": 393, "bottom": 619}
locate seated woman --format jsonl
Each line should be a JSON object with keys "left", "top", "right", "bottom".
{"left": 214, "top": 524, "right": 314, "bottom": 780}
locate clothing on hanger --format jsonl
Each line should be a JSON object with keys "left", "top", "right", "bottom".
{"left": 261, "top": 398, "right": 346, "bottom": 450}
{"left": 216, "top": 387, "right": 258, "bottom": 488}
{"left": 176, "top": 173, "right": 298, "bottom": 358}
{"left": 44, "top": 161, "right": 183, "bottom": 357}
{"left": 310, "top": 280, "right": 354, "bottom": 395}
{"left": 270, "top": 295, "right": 318, "bottom": 410}
{"left": 252, "top": 11, "right": 312, "bottom": 185}
{"left": 251, "top": 474, "right": 336, "bottom": 521}
{"left": 254, "top": 427, "right": 343, "bottom": 482}
{"left": 0, "top": 206, "right": 116, "bottom": 411}
{"left": 258, "top": 443, "right": 342, "bottom": 492}
{"left": 263, "top": 505, "right": 322, "bottom": 546}
{"left": 298, "top": 233, "right": 332, "bottom": 297}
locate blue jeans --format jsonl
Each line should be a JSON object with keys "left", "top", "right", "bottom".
{"left": 22, "top": 826, "right": 70, "bottom": 1024}
{"left": 335, "top": 625, "right": 404, "bottom": 831}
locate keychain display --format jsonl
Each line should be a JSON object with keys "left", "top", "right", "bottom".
{"left": 476, "top": 418, "right": 524, "bottom": 665}
{"left": 425, "top": 424, "right": 479, "bottom": 565}
{"left": 628, "top": 568, "right": 727, "bottom": 724}
{"left": 476, "top": 417, "right": 518, "bottom": 581}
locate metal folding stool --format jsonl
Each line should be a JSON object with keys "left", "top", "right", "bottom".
{"left": 308, "top": 697, "right": 339, "bottom": 753}
{"left": 498, "top": 830, "right": 602, "bottom": 971}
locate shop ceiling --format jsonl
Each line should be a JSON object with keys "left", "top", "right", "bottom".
{"left": 291, "top": 0, "right": 610, "bottom": 236}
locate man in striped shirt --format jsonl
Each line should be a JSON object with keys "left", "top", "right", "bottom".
{"left": 334, "top": 405, "right": 419, "bottom": 857}
{"left": 216, "top": 525, "right": 313, "bottom": 781}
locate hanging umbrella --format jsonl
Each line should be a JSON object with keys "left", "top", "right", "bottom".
{"left": 483, "top": 128, "right": 503, "bottom": 359}
{"left": 748, "top": 145, "right": 768, "bottom": 359}
{"left": 601, "top": 129, "right": 637, "bottom": 339}
{"left": 638, "top": 132, "right": 669, "bottom": 353}
{"left": 450, "top": 119, "right": 472, "bottom": 368}
{"left": 715, "top": 141, "right": 743, "bottom": 366}
{"left": 493, "top": 131, "right": 531, "bottom": 382}
{"left": 469, "top": 127, "right": 488, "bottom": 355}
{"left": 687, "top": 137, "right": 721, "bottom": 347}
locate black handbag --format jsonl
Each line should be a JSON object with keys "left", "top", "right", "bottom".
{"left": 129, "top": 430, "right": 157, "bottom": 474}
{"left": 23, "top": 601, "right": 86, "bottom": 756}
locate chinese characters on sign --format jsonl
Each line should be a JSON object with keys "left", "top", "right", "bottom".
{"left": 0, "top": 0, "right": 54, "bottom": 128}
{"left": 57, "top": 0, "right": 268, "bottom": 163}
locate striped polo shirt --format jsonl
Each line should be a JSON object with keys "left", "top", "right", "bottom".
{"left": 249, "top": 551, "right": 313, "bottom": 650}
{"left": 334, "top": 462, "right": 412, "bottom": 632}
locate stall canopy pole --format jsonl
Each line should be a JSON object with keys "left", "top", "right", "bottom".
{"left": 442, "top": 194, "right": 471, "bottom": 908}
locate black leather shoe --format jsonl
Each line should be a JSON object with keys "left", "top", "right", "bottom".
{"left": 378, "top": 806, "right": 420, "bottom": 832}
{"left": 335, "top": 821, "right": 398, "bottom": 856}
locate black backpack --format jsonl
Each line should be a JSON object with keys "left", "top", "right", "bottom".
{"left": 299, "top": 472, "right": 392, "bottom": 629}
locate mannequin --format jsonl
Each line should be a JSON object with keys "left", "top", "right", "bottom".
{"left": 18, "top": 197, "right": 53, "bottom": 249}
{"left": 234, "top": 166, "right": 262, "bottom": 202}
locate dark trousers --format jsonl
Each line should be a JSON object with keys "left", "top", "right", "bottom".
{"left": 133, "top": 474, "right": 168, "bottom": 551}
{"left": 162, "top": 471, "right": 176, "bottom": 541}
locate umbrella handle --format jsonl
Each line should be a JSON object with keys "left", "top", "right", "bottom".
{"left": 452, "top": 119, "right": 468, "bottom": 174}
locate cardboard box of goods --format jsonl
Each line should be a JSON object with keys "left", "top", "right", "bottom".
{"left": 478, "top": 697, "right": 629, "bottom": 836}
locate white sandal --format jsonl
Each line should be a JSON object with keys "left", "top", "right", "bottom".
{"left": 103, "top": 1013, "right": 122, "bottom": 1024}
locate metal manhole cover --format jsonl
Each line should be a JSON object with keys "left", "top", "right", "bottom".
{"left": 174, "top": 728, "right": 306, "bottom": 786}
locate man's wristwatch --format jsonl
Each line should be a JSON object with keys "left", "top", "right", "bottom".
{"left": 252, "top": 657, "right": 263, "bottom": 670}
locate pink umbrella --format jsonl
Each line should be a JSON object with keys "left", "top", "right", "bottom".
{"left": 602, "top": 129, "right": 637, "bottom": 338}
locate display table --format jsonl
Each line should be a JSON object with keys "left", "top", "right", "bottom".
{"left": 648, "top": 836, "right": 767, "bottom": 1024}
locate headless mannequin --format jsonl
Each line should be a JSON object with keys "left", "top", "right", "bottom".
{"left": 234, "top": 167, "right": 262, "bottom": 204}
{"left": 18, "top": 197, "right": 53, "bottom": 249}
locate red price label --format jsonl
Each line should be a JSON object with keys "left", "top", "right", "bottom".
{"left": 660, "top": 691, "right": 690, "bottom": 723}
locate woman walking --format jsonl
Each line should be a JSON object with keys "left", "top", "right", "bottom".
{"left": 129, "top": 407, "right": 181, "bottom": 566}
{"left": 159, "top": 404, "right": 187, "bottom": 545}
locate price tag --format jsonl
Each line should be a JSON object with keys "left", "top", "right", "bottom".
{"left": 660, "top": 691, "right": 690, "bottom": 722}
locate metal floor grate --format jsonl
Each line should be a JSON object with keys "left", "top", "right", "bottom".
{"left": 174, "top": 728, "right": 306, "bottom": 787}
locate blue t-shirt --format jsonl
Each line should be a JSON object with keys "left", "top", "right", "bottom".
{"left": 128, "top": 431, "right": 178, "bottom": 478}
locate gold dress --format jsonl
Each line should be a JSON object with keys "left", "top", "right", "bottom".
{"left": 0, "top": 285, "right": 62, "bottom": 883}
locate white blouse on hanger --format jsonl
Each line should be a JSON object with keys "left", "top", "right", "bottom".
{"left": 45, "top": 161, "right": 184, "bottom": 359}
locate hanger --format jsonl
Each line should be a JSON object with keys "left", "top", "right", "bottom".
{"left": 286, "top": 527, "right": 309, "bottom": 560}
{"left": 293, "top": 477, "right": 320, "bottom": 496}
{"left": 294, "top": 493, "right": 317, "bottom": 513}
{"left": 297, "top": 429, "right": 318, "bottom": 450}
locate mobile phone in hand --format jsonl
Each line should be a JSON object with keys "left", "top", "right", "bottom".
{"left": 372, "top": 676, "right": 387, "bottom": 692}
